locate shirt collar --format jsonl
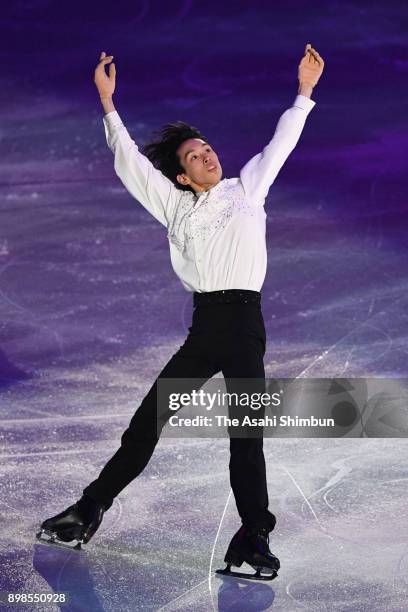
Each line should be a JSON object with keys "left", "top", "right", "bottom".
{"left": 193, "top": 179, "right": 224, "bottom": 199}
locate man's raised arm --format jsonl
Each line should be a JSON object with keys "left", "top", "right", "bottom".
{"left": 94, "top": 52, "right": 181, "bottom": 227}
{"left": 240, "top": 44, "right": 325, "bottom": 206}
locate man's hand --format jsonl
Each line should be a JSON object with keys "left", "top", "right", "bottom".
{"left": 94, "top": 51, "right": 116, "bottom": 100}
{"left": 298, "top": 43, "right": 325, "bottom": 89}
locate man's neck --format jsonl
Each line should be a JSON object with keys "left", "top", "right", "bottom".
{"left": 194, "top": 179, "right": 221, "bottom": 195}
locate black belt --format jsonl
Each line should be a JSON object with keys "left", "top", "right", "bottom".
{"left": 193, "top": 289, "right": 261, "bottom": 307}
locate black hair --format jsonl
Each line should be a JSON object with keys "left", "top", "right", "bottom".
{"left": 142, "top": 121, "right": 208, "bottom": 193}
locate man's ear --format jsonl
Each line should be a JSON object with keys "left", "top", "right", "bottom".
{"left": 176, "top": 173, "right": 190, "bottom": 186}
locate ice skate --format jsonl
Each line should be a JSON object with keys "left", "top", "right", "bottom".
{"left": 36, "top": 495, "right": 107, "bottom": 549}
{"left": 216, "top": 526, "right": 280, "bottom": 581}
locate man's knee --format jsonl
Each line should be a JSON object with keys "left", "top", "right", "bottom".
{"left": 120, "top": 425, "right": 159, "bottom": 448}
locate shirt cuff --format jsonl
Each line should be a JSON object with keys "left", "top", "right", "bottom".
{"left": 292, "top": 94, "right": 316, "bottom": 114}
{"left": 103, "top": 110, "right": 123, "bottom": 130}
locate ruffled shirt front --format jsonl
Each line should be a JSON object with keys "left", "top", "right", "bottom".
{"left": 103, "top": 94, "right": 316, "bottom": 292}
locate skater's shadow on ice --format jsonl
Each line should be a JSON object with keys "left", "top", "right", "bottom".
{"left": 217, "top": 575, "right": 275, "bottom": 611}
{"left": 33, "top": 543, "right": 105, "bottom": 611}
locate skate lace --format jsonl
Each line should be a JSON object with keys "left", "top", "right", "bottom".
{"left": 264, "top": 533, "right": 270, "bottom": 547}
{"left": 258, "top": 529, "right": 269, "bottom": 545}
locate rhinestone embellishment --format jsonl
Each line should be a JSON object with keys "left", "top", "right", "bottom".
{"left": 167, "top": 179, "right": 257, "bottom": 253}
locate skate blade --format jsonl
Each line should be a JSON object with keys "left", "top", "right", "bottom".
{"left": 36, "top": 529, "right": 83, "bottom": 550}
{"left": 216, "top": 564, "right": 278, "bottom": 581}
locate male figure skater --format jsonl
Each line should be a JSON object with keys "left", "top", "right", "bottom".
{"left": 38, "top": 44, "right": 324, "bottom": 579}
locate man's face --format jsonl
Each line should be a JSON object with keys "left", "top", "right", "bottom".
{"left": 176, "top": 138, "right": 222, "bottom": 192}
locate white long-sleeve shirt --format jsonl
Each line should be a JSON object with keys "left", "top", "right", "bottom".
{"left": 103, "top": 94, "right": 316, "bottom": 292}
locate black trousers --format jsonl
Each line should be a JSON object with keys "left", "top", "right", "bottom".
{"left": 83, "top": 290, "right": 276, "bottom": 532}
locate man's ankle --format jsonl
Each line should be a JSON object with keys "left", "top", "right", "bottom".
{"left": 78, "top": 494, "right": 111, "bottom": 512}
